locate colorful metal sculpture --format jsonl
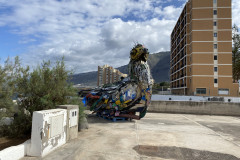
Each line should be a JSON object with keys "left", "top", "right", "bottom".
{"left": 83, "top": 44, "right": 153, "bottom": 120}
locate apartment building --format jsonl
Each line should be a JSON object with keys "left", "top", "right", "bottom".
{"left": 97, "top": 64, "right": 127, "bottom": 86}
{"left": 170, "top": 0, "right": 239, "bottom": 96}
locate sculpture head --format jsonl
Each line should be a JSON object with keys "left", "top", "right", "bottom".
{"left": 130, "top": 44, "right": 149, "bottom": 62}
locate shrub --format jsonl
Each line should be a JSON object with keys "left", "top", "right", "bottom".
{"left": 0, "top": 111, "right": 31, "bottom": 138}
{"left": 0, "top": 57, "right": 84, "bottom": 138}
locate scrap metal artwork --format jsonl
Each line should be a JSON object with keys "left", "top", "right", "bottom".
{"left": 83, "top": 44, "right": 153, "bottom": 120}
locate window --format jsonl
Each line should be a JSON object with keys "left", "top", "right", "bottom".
{"left": 196, "top": 88, "right": 206, "bottom": 94}
{"left": 214, "top": 21, "right": 217, "bottom": 26}
{"left": 214, "top": 33, "right": 217, "bottom": 37}
{"left": 218, "top": 89, "right": 229, "bottom": 95}
{"left": 214, "top": 10, "right": 217, "bottom": 15}
{"left": 214, "top": 67, "right": 218, "bottom": 72}
{"left": 190, "top": 78, "right": 191, "bottom": 84}
{"left": 214, "top": 78, "right": 218, "bottom": 84}
{"left": 189, "top": 67, "right": 191, "bottom": 73}
{"left": 214, "top": 0, "right": 217, "bottom": 3}
{"left": 214, "top": 55, "right": 218, "bottom": 60}
{"left": 214, "top": 44, "right": 218, "bottom": 49}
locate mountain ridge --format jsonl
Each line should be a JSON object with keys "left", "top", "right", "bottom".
{"left": 70, "top": 51, "right": 170, "bottom": 86}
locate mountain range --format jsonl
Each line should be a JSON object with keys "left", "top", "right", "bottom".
{"left": 70, "top": 51, "right": 170, "bottom": 86}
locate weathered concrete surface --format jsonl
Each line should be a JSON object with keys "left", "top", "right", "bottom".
{"left": 149, "top": 101, "right": 240, "bottom": 116}
{"left": 22, "top": 112, "right": 240, "bottom": 160}
{"left": 28, "top": 109, "right": 67, "bottom": 157}
{"left": 57, "top": 105, "right": 79, "bottom": 141}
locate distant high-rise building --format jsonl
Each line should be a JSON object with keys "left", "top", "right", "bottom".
{"left": 97, "top": 64, "right": 127, "bottom": 86}
{"left": 170, "top": 0, "right": 239, "bottom": 96}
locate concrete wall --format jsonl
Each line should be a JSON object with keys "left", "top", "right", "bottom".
{"left": 57, "top": 105, "right": 79, "bottom": 141}
{"left": 157, "top": 91, "right": 171, "bottom": 95}
{"left": 0, "top": 107, "right": 80, "bottom": 159}
{"left": 151, "top": 95, "right": 240, "bottom": 103}
{"left": 28, "top": 109, "right": 67, "bottom": 157}
{"left": 0, "top": 140, "right": 30, "bottom": 160}
{"left": 149, "top": 101, "right": 240, "bottom": 116}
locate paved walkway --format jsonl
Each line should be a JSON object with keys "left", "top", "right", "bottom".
{"left": 22, "top": 112, "right": 240, "bottom": 160}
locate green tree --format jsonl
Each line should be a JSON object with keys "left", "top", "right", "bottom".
{"left": 0, "top": 57, "right": 20, "bottom": 118}
{"left": 232, "top": 24, "right": 240, "bottom": 81}
{"left": 1, "top": 57, "right": 83, "bottom": 138}
{"left": 159, "top": 81, "right": 170, "bottom": 87}
{"left": 16, "top": 58, "right": 77, "bottom": 115}
{"left": 152, "top": 81, "right": 170, "bottom": 94}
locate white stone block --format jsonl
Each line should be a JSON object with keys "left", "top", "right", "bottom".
{"left": 28, "top": 109, "right": 67, "bottom": 157}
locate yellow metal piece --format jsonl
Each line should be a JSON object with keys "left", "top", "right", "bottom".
{"left": 130, "top": 47, "right": 142, "bottom": 60}
{"left": 124, "top": 100, "right": 131, "bottom": 104}
{"left": 106, "top": 106, "right": 110, "bottom": 109}
{"left": 115, "top": 100, "right": 121, "bottom": 105}
{"left": 104, "top": 99, "right": 108, "bottom": 104}
{"left": 130, "top": 44, "right": 149, "bottom": 60}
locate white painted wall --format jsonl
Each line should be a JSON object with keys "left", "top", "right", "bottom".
{"left": 69, "top": 109, "right": 78, "bottom": 127}
{"left": 151, "top": 95, "right": 207, "bottom": 102}
{"left": 0, "top": 140, "right": 30, "bottom": 160}
{"left": 28, "top": 109, "right": 67, "bottom": 157}
{"left": 0, "top": 107, "right": 79, "bottom": 159}
{"left": 151, "top": 95, "right": 240, "bottom": 103}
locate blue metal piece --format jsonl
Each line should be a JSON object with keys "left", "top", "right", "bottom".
{"left": 82, "top": 97, "right": 87, "bottom": 106}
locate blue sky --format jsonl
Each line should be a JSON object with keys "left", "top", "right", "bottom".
{"left": 0, "top": 0, "right": 240, "bottom": 73}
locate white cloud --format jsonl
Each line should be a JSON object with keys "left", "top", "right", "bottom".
{"left": 154, "top": 5, "right": 182, "bottom": 19}
{"left": 0, "top": 0, "right": 187, "bottom": 73}
{"left": 232, "top": 0, "right": 240, "bottom": 27}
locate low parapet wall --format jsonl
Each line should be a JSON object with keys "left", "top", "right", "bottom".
{"left": 0, "top": 140, "right": 30, "bottom": 160}
{"left": 149, "top": 101, "right": 240, "bottom": 116}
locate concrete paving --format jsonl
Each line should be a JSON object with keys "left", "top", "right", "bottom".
{"left": 22, "top": 112, "right": 240, "bottom": 160}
